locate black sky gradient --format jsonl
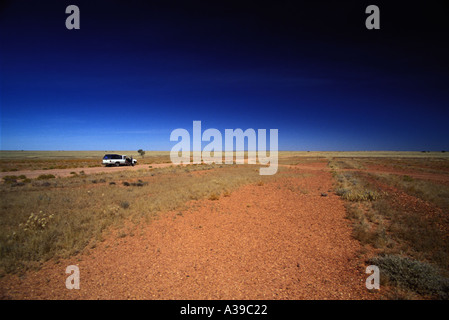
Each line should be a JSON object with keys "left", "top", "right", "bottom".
{"left": 1, "top": 0, "right": 448, "bottom": 150}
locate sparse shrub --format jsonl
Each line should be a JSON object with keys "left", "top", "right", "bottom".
{"left": 209, "top": 193, "right": 219, "bottom": 201}
{"left": 402, "top": 175, "right": 414, "bottom": 182}
{"left": 109, "top": 182, "right": 116, "bottom": 185}
{"left": 120, "top": 201, "right": 130, "bottom": 209}
{"left": 131, "top": 180, "right": 147, "bottom": 187}
{"left": 3, "top": 175, "right": 18, "bottom": 183}
{"left": 370, "top": 254, "right": 449, "bottom": 299}
{"left": 123, "top": 181, "right": 130, "bottom": 186}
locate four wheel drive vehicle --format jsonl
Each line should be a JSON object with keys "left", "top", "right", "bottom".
{"left": 102, "top": 154, "right": 137, "bottom": 167}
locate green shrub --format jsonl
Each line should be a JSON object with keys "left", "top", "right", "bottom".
{"left": 370, "top": 254, "right": 449, "bottom": 299}
{"left": 2, "top": 175, "right": 18, "bottom": 183}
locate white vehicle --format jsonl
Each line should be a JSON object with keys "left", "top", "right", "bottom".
{"left": 102, "top": 154, "right": 137, "bottom": 167}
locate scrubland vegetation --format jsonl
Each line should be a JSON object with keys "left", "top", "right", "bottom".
{"left": 329, "top": 157, "right": 449, "bottom": 299}
{"left": 0, "top": 163, "right": 276, "bottom": 276}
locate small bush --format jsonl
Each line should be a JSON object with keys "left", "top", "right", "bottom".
{"left": 370, "top": 254, "right": 449, "bottom": 299}
{"left": 120, "top": 201, "right": 130, "bottom": 209}
{"left": 3, "top": 175, "right": 18, "bottom": 183}
{"left": 209, "top": 193, "right": 219, "bottom": 201}
{"left": 130, "top": 180, "right": 147, "bottom": 187}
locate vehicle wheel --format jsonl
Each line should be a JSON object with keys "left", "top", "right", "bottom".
{"left": 115, "top": 162, "right": 120, "bottom": 167}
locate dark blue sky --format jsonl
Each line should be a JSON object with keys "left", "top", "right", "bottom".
{"left": 1, "top": 0, "right": 448, "bottom": 151}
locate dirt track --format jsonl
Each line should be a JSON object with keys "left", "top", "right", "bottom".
{"left": 0, "top": 161, "right": 378, "bottom": 300}
{"left": 0, "top": 163, "right": 174, "bottom": 180}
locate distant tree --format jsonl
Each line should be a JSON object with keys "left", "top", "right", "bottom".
{"left": 137, "top": 149, "right": 145, "bottom": 158}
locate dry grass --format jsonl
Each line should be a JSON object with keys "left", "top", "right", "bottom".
{"left": 373, "top": 173, "right": 449, "bottom": 213}
{"left": 331, "top": 167, "right": 385, "bottom": 202}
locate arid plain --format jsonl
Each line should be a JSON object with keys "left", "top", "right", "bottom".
{"left": 1, "top": 151, "right": 448, "bottom": 299}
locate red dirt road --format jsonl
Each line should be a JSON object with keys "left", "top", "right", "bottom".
{"left": 0, "top": 162, "right": 376, "bottom": 300}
